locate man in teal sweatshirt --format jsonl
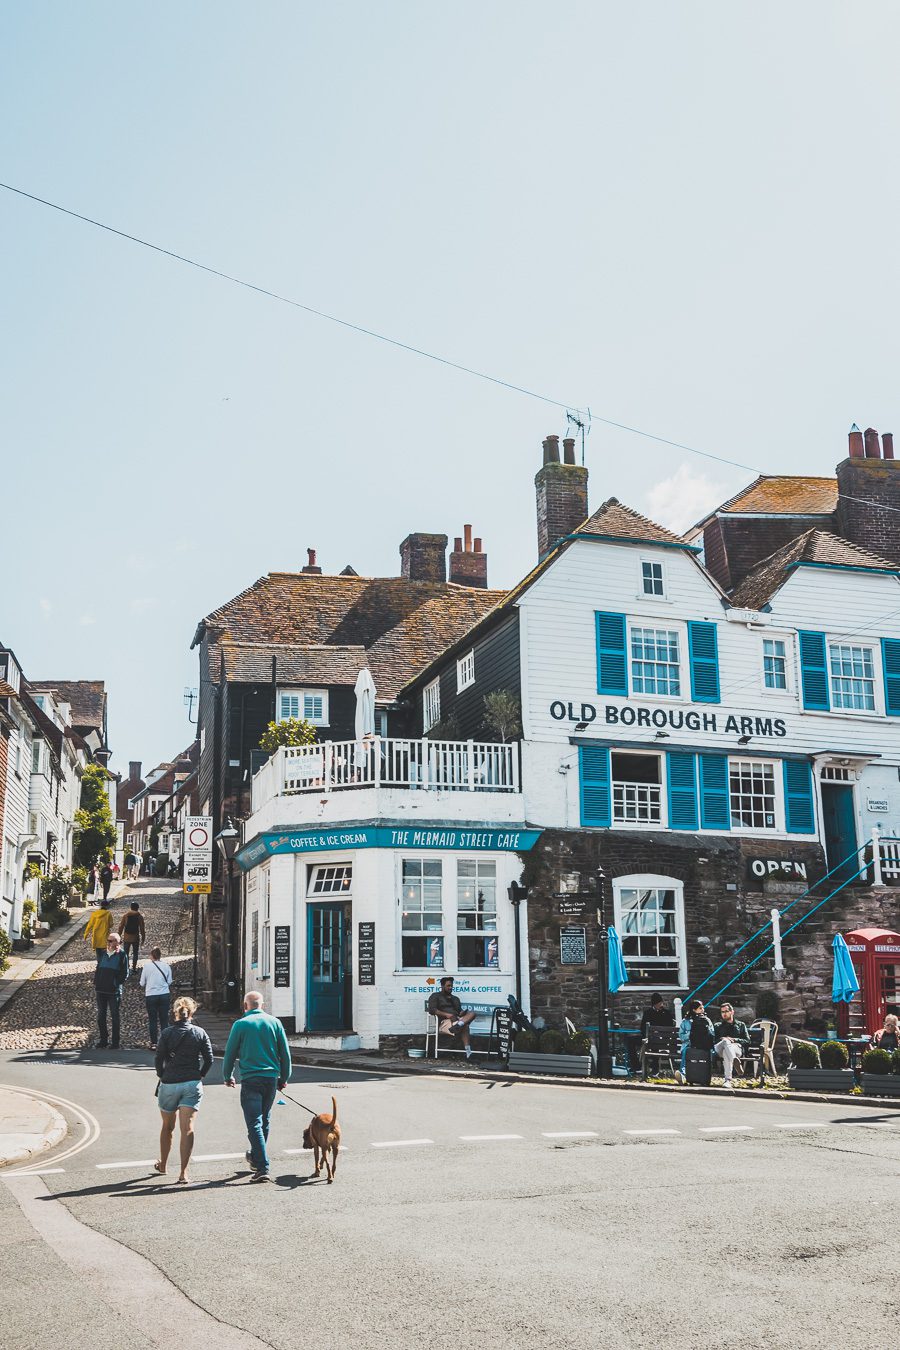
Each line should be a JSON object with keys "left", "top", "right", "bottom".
{"left": 223, "top": 991, "right": 291, "bottom": 1181}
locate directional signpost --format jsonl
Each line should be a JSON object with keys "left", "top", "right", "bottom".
{"left": 183, "top": 815, "right": 213, "bottom": 895}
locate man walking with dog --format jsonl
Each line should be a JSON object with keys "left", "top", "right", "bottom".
{"left": 223, "top": 991, "right": 291, "bottom": 1182}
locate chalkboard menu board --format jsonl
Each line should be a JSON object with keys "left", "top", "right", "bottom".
{"left": 358, "top": 921, "right": 375, "bottom": 985}
{"left": 274, "top": 925, "right": 291, "bottom": 987}
{"left": 494, "top": 1006, "right": 512, "bottom": 1061}
{"left": 560, "top": 925, "right": 588, "bottom": 966}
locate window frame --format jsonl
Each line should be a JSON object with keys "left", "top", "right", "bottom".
{"left": 612, "top": 873, "right": 687, "bottom": 989}
{"left": 762, "top": 636, "right": 790, "bottom": 693}
{"left": 456, "top": 859, "right": 499, "bottom": 970}
{"left": 728, "top": 757, "right": 781, "bottom": 833}
{"left": 277, "top": 687, "right": 330, "bottom": 727}
{"left": 307, "top": 863, "right": 353, "bottom": 896}
{"left": 398, "top": 856, "right": 445, "bottom": 970}
{"left": 456, "top": 650, "right": 475, "bottom": 693}
{"left": 827, "top": 641, "right": 878, "bottom": 715}
{"left": 610, "top": 750, "right": 664, "bottom": 827}
{"left": 638, "top": 558, "right": 667, "bottom": 600}
{"left": 629, "top": 624, "right": 682, "bottom": 699}
{"left": 423, "top": 678, "right": 441, "bottom": 733}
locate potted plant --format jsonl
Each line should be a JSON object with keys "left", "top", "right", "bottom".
{"left": 509, "top": 1025, "right": 594, "bottom": 1077}
{"left": 788, "top": 1038, "right": 853, "bottom": 1091}
{"left": 861, "top": 1046, "right": 900, "bottom": 1097}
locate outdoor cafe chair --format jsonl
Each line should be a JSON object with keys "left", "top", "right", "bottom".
{"left": 641, "top": 1025, "right": 679, "bottom": 1079}
{"left": 747, "top": 1019, "right": 778, "bottom": 1078}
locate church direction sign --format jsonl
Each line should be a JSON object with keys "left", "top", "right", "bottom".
{"left": 549, "top": 700, "right": 788, "bottom": 739}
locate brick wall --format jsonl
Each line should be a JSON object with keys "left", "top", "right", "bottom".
{"left": 535, "top": 463, "right": 589, "bottom": 558}
{"left": 399, "top": 533, "right": 448, "bottom": 582}
{"left": 718, "top": 515, "right": 834, "bottom": 589}
{"left": 836, "top": 457, "right": 900, "bottom": 564}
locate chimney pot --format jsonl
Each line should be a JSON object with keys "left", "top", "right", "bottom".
{"left": 454, "top": 536, "right": 463, "bottom": 553}
{"left": 848, "top": 426, "right": 865, "bottom": 458}
{"left": 463, "top": 523, "right": 473, "bottom": 552}
{"left": 535, "top": 435, "right": 589, "bottom": 557}
{"left": 883, "top": 432, "right": 895, "bottom": 460}
{"left": 448, "top": 527, "right": 488, "bottom": 587}
{"left": 473, "top": 537, "right": 482, "bottom": 553}
{"left": 864, "top": 427, "right": 881, "bottom": 459}
{"left": 301, "top": 547, "right": 323, "bottom": 575}
{"left": 546, "top": 434, "right": 560, "bottom": 463}
{"left": 563, "top": 436, "right": 576, "bottom": 465}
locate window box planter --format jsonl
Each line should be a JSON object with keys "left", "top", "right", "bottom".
{"left": 508, "top": 1051, "right": 593, "bottom": 1078}
{"left": 861, "top": 1074, "right": 900, "bottom": 1097}
{"left": 787, "top": 1068, "right": 854, "bottom": 1092}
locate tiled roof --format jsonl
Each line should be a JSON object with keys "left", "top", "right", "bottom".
{"left": 729, "top": 529, "right": 897, "bottom": 609}
{"left": 697, "top": 475, "right": 839, "bottom": 526}
{"left": 220, "top": 643, "right": 369, "bottom": 687}
{"left": 198, "top": 574, "right": 506, "bottom": 700}
{"left": 577, "top": 498, "right": 691, "bottom": 547}
{"left": 28, "top": 679, "right": 107, "bottom": 734}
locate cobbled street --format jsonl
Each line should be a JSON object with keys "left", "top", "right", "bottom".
{"left": 0, "top": 880, "right": 193, "bottom": 1053}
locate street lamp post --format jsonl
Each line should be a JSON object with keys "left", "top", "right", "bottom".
{"left": 215, "top": 817, "right": 240, "bottom": 1011}
{"left": 507, "top": 881, "right": 527, "bottom": 1007}
{"left": 593, "top": 867, "right": 613, "bottom": 1079}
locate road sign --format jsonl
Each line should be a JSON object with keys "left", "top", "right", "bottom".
{"left": 183, "top": 882, "right": 212, "bottom": 894}
{"left": 184, "top": 861, "right": 212, "bottom": 884}
{"left": 184, "top": 815, "right": 214, "bottom": 869}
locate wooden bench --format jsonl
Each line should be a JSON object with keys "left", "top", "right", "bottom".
{"left": 424, "top": 1001, "right": 505, "bottom": 1059}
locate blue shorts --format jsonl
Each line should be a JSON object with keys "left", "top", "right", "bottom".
{"left": 157, "top": 1080, "right": 203, "bottom": 1112}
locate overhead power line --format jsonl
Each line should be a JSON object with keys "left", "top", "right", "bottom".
{"left": 4, "top": 179, "right": 900, "bottom": 522}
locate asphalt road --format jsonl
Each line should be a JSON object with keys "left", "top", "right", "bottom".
{"left": 1, "top": 1048, "right": 898, "bottom": 1350}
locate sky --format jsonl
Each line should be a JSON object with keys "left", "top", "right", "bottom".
{"left": 3, "top": 4, "right": 900, "bottom": 774}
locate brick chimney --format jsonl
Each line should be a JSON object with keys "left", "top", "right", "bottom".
{"left": 128, "top": 761, "right": 142, "bottom": 782}
{"left": 399, "top": 533, "right": 448, "bottom": 582}
{"left": 535, "top": 432, "right": 589, "bottom": 558}
{"left": 836, "top": 425, "right": 900, "bottom": 564}
{"left": 301, "top": 548, "right": 322, "bottom": 575}
{"left": 449, "top": 524, "right": 488, "bottom": 588}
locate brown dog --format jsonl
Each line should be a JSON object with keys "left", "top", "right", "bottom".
{"left": 302, "top": 1096, "right": 340, "bottom": 1183}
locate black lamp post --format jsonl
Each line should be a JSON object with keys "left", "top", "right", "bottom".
{"left": 215, "top": 817, "right": 240, "bottom": 1011}
{"left": 507, "top": 881, "right": 527, "bottom": 1007}
{"left": 590, "top": 867, "right": 613, "bottom": 1079}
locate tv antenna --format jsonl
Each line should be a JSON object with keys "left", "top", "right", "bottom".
{"left": 183, "top": 687, "right": 198, "bottom": 725}
{"left": 566, "top": 408, "right": 591, "bottom": 464}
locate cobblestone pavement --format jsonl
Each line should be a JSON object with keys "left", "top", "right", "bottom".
{"left": 0, "top": 879, "right": 195, "bottom": 1052}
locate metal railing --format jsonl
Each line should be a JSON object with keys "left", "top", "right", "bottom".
{"left": 252, "top": 737, "right": 520, "bottom": 809}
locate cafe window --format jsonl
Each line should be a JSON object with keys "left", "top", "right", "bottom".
{"left": 613, "top": 874, "right": 686, "bottom": 987}
{"left": 457, "top": 860, "right": 498, "bottom": 968}
{"left": 729, "top": 759, "right": 777, "bottom": 830}
{"left": 611, "top": 752, "right": 662, "bottom": 825}
{"left": 308, "top": 864, "right": 353, "bottom": 895}
{"left": 400, "top": 858, "right": 443, "bottom": 967}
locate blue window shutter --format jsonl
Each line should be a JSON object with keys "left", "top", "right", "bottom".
{"left": 699, "top": 754, "right": 730, "bottom": 831}
{"left": 667, "top": 752, "right": 698, "bottom": 830}
{"left": 579, "top": 746, "right": 611, "bottom": 828}
{"left": 882, "top": 639, "right": 900, "bottom": 716}
{"left": 783, "top": 759, "right": 815, "bottom": 835}
{"left": 688, "top": 621, "right": 720, "bottom": 703}
{"left": 595, "top": 612, "right": 628, "bottom": 696}
{"left": 798, "top": 631, "right": 830, "bottom": 711}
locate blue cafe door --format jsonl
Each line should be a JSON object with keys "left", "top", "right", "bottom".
{"left": 307, "top": 903, "right": 352, "bottom": 1031}
{"left": 821, "top": 783, "right": 859, "bottom": 885}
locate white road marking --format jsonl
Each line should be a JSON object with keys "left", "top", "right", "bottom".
{"left": 843, "top": 1121, "right": 897, "bottom": 1128}
{"left": 1, "top": 1082, "right": 101, "bottom": 1175}
{"left": 700, "top": 1125, "right": 753, "bottom": 1133}
{"left": 623, "top": 1128, "right": 680, "bottom": 1136}
{"left": 773, "top": 1122, "right": 827, "bottom": 1130}
{"left": 371, "top": 1138, "right": 434, "bottom": 1148}
{"left": 542, "top": 1130, "right": 599, "bottom": 1138}
{"left": 191, "top": 1153, "right": 245, "bottom": 1162}
{"left": 96, "top": 1159, "right": 155, "bottom": 1170}
{"left": 27, "top": 1167, "right": 66, "bottom": 1174}
{"left": 459, "top": 1134, "right": 523, "bottom": 1142}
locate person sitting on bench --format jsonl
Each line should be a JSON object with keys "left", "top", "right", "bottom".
{"left": 427, "top": 976, "right": 477, "bottom": 1059}
{"left": 640, "top": 993, "right": 675, "bottom": 1039}
{"left": 713, "top": 1003, "right": 750, "bottom": 1088}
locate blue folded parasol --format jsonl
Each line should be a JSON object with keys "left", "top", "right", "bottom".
{"left": 831, "top": 932, "right": 860, "bottom": 1004}
{"left": 608, "top": 925, "right": 629, "bottom": 993}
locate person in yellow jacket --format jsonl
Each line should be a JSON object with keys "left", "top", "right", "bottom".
{"left": 84, "top": 900, "right": 114, "bottom": 962}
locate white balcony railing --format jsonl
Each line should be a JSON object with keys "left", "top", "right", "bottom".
{"left": 252, "top": 737, "right": 520, "bottom": 810}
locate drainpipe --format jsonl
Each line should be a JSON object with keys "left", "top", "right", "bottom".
{"left": 771, "top": 908, "right": 785, "bottom": 976}
{"left": 870, "top": 823, "right": 883, "bottom": 887}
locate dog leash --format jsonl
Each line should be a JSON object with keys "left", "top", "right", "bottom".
{"left": 277, "top": 1091, "right": 318, "bottom": 1115}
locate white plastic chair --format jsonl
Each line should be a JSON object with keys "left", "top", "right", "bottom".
{"left": 749, "top": 1019, "right": 778, "bottom": 1077}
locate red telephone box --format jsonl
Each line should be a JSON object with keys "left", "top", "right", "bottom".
{"left": 837, "top": 928, "right": 900, "bottom": 1037}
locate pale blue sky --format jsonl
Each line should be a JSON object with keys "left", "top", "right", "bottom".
{"left": 2, "top": 4, "right": 899, "bottom": 772}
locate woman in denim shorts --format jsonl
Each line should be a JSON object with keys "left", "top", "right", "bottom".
{"left": 154, "top": 996, "right": 214, "bottom": 1184}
